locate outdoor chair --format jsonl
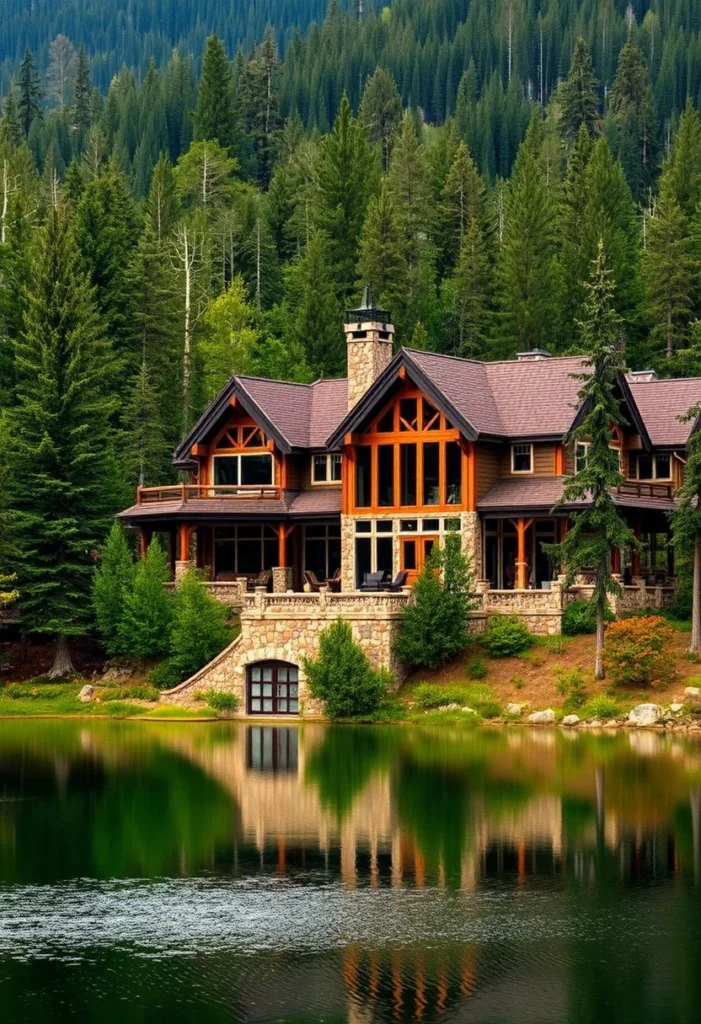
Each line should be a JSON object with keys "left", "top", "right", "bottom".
{"left": 360, "top": 571, "right": 386, "bottom": 592}
{"left": 327, "top": 568, "right": 342, "bottom": 592}
{"left": 382, "top": 571, "right": 408, "bottom": 592}
{"left": 304, "top": 570, "right": 324, "bottom": 592}
{"left": 250, "top": 569, "right": 272, "bottom": 591}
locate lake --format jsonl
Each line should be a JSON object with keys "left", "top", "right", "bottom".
{"left": 0, "top": 721, "right": 700, "bottom": 1023}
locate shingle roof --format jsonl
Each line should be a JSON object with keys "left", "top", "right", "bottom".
{"left": 626, "top": 377, "right": 701, "bottom": 447}
{"left": 408, "top": 350, "right": 585, "bottom": 439}
{"left": 478, "top": 476, "right": 677, "bottom": 514}
{"left": 239, "top": 376, "right": 347, "bottom": 449}
{"left": 118, "top": 489, "right": 341, "bottom": 523}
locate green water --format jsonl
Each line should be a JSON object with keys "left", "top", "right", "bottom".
{"left": 0, "top": 721, "right": 700, "bottom": 1023}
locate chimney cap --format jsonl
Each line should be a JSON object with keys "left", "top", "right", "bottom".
{"left": 627, "top": 369, "right": 659, "bottom": 382}
{"left": 345, "top": 284, "right": 390, "bottom": 325}
{"left": 516, "top": 348, "right": 551, "bottom": 361}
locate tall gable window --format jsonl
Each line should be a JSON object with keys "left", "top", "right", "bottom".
{"left": 312, "top": 453, "right": 342, "bottom": 484}
{"left": 511, "top": 444, "right": 533, "bottom": 473}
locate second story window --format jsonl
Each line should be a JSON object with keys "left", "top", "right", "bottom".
{"left": 213, "top": 453, "right": 274, "bottom": 489}
{"left": 630, "top": 452, "right": 672, "bottom": 481}
{"left": 575, "top": 441, "right": 590, "bottom": 472}
{"left": 511, "top": 443, "right": 533, "bottom": 473}
{"left": 312, "top": 453, "right": 342, "bottom": 484}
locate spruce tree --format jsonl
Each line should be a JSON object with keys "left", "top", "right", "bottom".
{"left": 609, "top": 34, "right": 658, "bottom": 200}
{"left": 284, "top": 229, "right": 343, "bottom": 376}
{"left": 642, "top": 179, "right": 693, "bottom": 363}
{"left": 559, "top": 38, "right": 600, "bottom": 144}
{"left": 356, "top": 180, "right": 409, "bottom": 328}
{"left": 18, "top": 49, "right": 42, "bottom": 137}
{"left": 93, "top": 522, "right": 135, "bottom": 657}
{"left": 73, "top": 47, "right": 92, "bottom": 138}
{"left": 3, "top": 90, "right": 22, "bottom": 147}
{"left": 441, "top": 220, "right": 491, "bottom": 357}
{"left": 168, "top": 569, "right": 231, "bottom": 678}
{"left": 117, "top": 539, "right": 173, "bottom": 660}
{"left": 550, "top": 241, "right": 634, "bottom": 679}
{"left": 122, "top": 362, "right": 171, "bottom": 488}
{"left": 359, "top": 67, "right": 402, "bottom": 171}
{"left": 193, "top": 36, "right": 235, "bottom": 152}
{"left": 438, "top": 140, "right": 486, "bottom": 275}
{"left": 238, "top": 26, "right": 282, "bottom": 187}
{"left": 665, "top": 102, "right": 701, "bottom": 223}
{"left": 672, "top": 373, "right": 701, "bottom": 652}
{"left": 558, "top": 124, "right": 593, "bottom": 343}
{"left": 314, "top": 92, "right": 378, "bottom": 302}
{"left": 12, "top": 204, "right": 121, "bottom": 676}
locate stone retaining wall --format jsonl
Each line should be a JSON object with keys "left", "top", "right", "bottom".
{"left": 161, "top": 587, "right": 411, "bottom": 716}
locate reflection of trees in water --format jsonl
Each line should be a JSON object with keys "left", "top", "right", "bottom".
{"left": 304, "top": 725, "right": 398, "bottom": 823}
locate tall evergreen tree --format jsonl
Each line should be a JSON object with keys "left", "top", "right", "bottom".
{"left": 359, "top": 67, "right": 402, "bottom": 171}
{"left": 438, "top": 140, "right": 486, "bottom": 275}
{"left": 551, "top": 241, "right": 633, "bottom": 679}
{"left": 356, "top": 180, "right": 409, "bottom": 328}
{"left": 239, "top": 26, "right": 282, "bottom": 186}
{"left": 11, "top": 204, "right": 121, "bottom": 676}
{"left": 193, "top": 36, "right": 236, "bottom": 153}
{"left": 664, "top": 102, "right": 701, "bottom": 223}
{"left": 17, "top": 49, "right": 42, "bottom": 137}
{"left": 559, "top": 37, "right": 600, "bottom": 144}
{"left": 672, "top": 366, "right": 701, "bottom": 652}
{"left": 642, "top": 179, "right": 693, "bottom": 363}
{"left": 441, "top": 219, "right": 491, "bottom": 357}
{"left": 284, "top": 229, "right": 343, "bottom": 375}
{"left": 92, "top": 522, "right": 135, "bottom": 657}
{"left": 608, "top": 33, "right": 658, "bottom": 200}
{"left": 73, "top": 46, "right": 92, "bottom": 138}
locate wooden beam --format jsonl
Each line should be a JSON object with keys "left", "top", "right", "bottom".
{"left": 554, "top": 443, "right": 565, "bottom": 476}
{"left": 139, "top": 527, "right": 152, "bottom": 558}
{"left": 178, "top": 523, "right": 192, "bottom": 561}
{"left": 278, "top": 524, "right": 287, "bottom": 567}
{"left": 511, "top": 517, "right": 533, "bottom": 590}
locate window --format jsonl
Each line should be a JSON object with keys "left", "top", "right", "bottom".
{"left": 356, "top": 447, "right": 372, "bottom": 507}
{"left": 312, "top": 453, "right": 342, "bottom": 484}
{"left": 446, "top": 441, "right": 462, "bottom": 505}
{"left": 213, "top": 453, "right": 273, "bottom": 489}
{"left": 511, "top": 444, "right": 533, "bottom": 473}
{"left": 630, "top": 453, "right": 672, "bottom": 481}
{"left": 246, "top": 726, "right": 298, "bottom": 772}
{"left": 400, "top": 445, "right": 417, "bottom": 505}
{"left": 214, "top": 525, "right": 278, "bottom": 576}
{"left": 304, "top": 523, "right": 341, "bottom": 581}
{"left": 575, "top": 442, "right": 589, "bottom": 473}
{"left": 378, "top": 445, "right": 394, "bottom": 506}
{"left": 248, "top": 663, "right": 299, "bottom": 715}
{"left": 423, "top": 442, "right": 440, "bottom": 505}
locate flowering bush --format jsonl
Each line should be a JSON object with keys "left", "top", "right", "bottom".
{"left": 604, "top": 616, "right": 675, "bottom": 686}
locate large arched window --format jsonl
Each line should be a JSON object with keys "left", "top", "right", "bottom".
{"left": 247, "top": 661, "right": 299, "bottom": 715}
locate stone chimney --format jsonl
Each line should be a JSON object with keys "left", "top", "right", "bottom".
{"left": 516, "top": 348, "right": 551, "bottom": 362}
{"left": 344, "top": 286, "right": 394, "bottom": 410}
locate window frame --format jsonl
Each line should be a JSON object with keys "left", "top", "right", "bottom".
{"left": 630, "top": 452, "right": 673, "bottom": 482}
{"left": 212, "top": 452, "right": 275, "bottom": 489}
{"left": 247, "top": 662, "right": 300, "bottom": 716}
{"left": 311, "top": 453, "right": 342, "bottom": 485}
{"left": 511, "top": 443, "right": 534, "bottom": 475}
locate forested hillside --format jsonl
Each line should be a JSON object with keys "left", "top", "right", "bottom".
{"left": 2, "top": 2, "right": 701, "bottom": 663}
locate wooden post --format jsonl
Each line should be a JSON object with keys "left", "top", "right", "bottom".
{"left": 554, "top": 443, "right": 565, "bottom": 476}
{"left": 632, "top": 521, "right": 641, "bottom": 576}
{"left": 278, "top": 523, "right": 287, "bottom": 567}
{"left": 139, "top": 527, "right": 152, "bottom": 558}
{"left": 513, "top": 517, "right": 533, "bottom": 590}
{"left": 178, "top": 522, "right": 192, "bottom": 561}
{"left": 612, "top": 547, "right": 621, "bottom": 574}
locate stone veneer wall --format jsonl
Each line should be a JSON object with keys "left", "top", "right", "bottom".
{"left": 345, "top": 324, "right": 393, "bottom": 409}
{"left": 161, "top": 587, "right": 411, "bottom": 716}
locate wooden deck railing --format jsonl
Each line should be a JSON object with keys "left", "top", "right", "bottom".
{"left": 615, "top": 481, "right": 674, "bottom": 500}
{"left": 136, "top": 484, "right": 282, "bottom": 504}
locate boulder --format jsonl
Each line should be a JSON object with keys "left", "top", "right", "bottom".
{"left": 562, "top": 714, "right": 580, "bottom": 727}
{"left": 528, "top": 709, "right": 555, "bottom": 724}
{"left": 684, "top": 687, "right": 700, "bottom": 700}
{"left": 461, "top": 706, "right": 476, "bottom": 714}
{"left": 670, "top": 703, "right": 685, "bottom": 713}
{"left": 78, "top": 684, "right": 95, "bottom": 703}
{"left": 506, "top": 703, "right": 524, "bottom": 716}
{"left": 628, "top": 703, "right": 662, "bottom": 727}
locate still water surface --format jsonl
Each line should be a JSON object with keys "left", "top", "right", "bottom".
{"left": 0, "top": 720, "right": 700, "bottom": 1022}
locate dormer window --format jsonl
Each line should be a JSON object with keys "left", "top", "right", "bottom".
{"left": 312, "top": 453, "right": 342, "bottom": 484}
{"left": 511, "top": 444, "right": 533, "bottom": 474}
{"left": 629, "top": 452, "right": 671, "bottom": 481}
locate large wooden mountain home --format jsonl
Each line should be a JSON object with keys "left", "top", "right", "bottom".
{"left": 120, "top": 290, "right": 697, "bottom": 600}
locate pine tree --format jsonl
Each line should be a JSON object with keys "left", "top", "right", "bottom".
{"left": 672, "top": 366, "right": 701, "bottom": 652}
{"left": 558, "top": 124, "right": 593, "bottom": 343}
{"left": 441, "top": 219, "right": 491, "bottom": 357}
{"left": 665, "top": 102, "right": 701, "bottom": 223}
{"left": 117, "top": 539, "right": 172, "bottom": 660}
{"left": 17, "top": 49, "right": 42, "bottom": 137}
{"left": 122, "top": 362, "right": 171, "bottom": 488}
{"left": 559, "top": 37, "right": 600, "bottom": 144}
{"left": 193, "top": 36, "right": 235, "bottom": 152}
{"left": 168, "top": 569, "right": 231, "bottom": 678}
{"left": 609, "top": 34, "right": 658, "bottom": 200}
{"left": 314, "top": 92, "right": 378, "bottom": 302}
{"left": 642, "top": 179, "right": 693, "bottom": 362}
{"left": 356, "top": 180, "right": 409, "bottom": 326}
{"left": 498, "top": 113, "right": 560, "bottom": 353}
{"left": 73, "top": 46, "right": 92, "bottom": 138}
{"left": 2, "top": 91, "right": 22, "bottom": 147}
{"left": 285, "top": 230, "right": 343, "bottom": 376}
{"left": 239, "top": 26, "right": 282, "bottom": 187}
{"left": 551, "top": 241, "right": 634, "bottom": 679}
{"left": 93, "top": 522, "right": 135, "bottom": 657}
{"left": 12, "top": 204, "right": 121, "bottom": 676}
{"left": 359, "top": 67, "right": 402, "bottom": 171}
{"left": 201, "top": 276, "right": 260, "bottom": 401}
{"left": 438, "top": 140, "right": 486, "bottom": 275}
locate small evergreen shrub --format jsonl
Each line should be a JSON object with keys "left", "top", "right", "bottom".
{"left": 604, "top": 615, "right": 675, "bottom": 686}
{"left": 204, "top": 689, "right": 239, "bottom": 713}
{"left": 582, "top": 694, "right": 620, "bottom": 719}
{"left": 554, "top": 667, "right": 587, "bottom": 710}
{"left": 93, "top": 523, "right": 135, "bottom": 656}
{"left": 467, "top": 656, "right": 487, "bottom": 679}
{"left": 394, "top": 534, "right": 477, "bottom": 670}
{"left": 118, "top": 539, "right": 173, "bottom": 659}
{"left": 562, "top": 599, "right": 614, "bottom": 636}
{"left": 168, "top": 570, "right": 233, "bottom": 678}
{"left": 147, "top": 659, "right": 183, "bottom": 689}
{"left": 481, "top": 615, "right": 534, "bottom": 657}
{"left": 304, "top": 618, "right": 391, "bottom": 718}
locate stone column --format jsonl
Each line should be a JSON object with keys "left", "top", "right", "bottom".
{"left": 174, "top": 522, "right": 195, "bottom": 583}
{"left": 272, "top": 566, "right": 294, "bottom": 592}
{"left": 174, "top": 560, "right": 193, "bottom": 582}
{"left": 341, "top": 514, "right": 355, "bottom": 591}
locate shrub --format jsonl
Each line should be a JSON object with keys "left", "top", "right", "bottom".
{"left": 582, "top": 694, "right": 620, "bottom": 720}
{"left": 562, "top": 599, "right": 614, "bottom": 636}
{"left": 304, "top": 618, "right": 391, "bottom": 718}
{"left": 554, "top": 668, "right": 587, "bottom": 710}
{"left": 117, "top": 539, "right": 173, "bottom": 659}
{"left": 467, "top": 656, "right": 487, "bottom": 679}
{"left": 541, "top": 635, "right": 567, "bottom": 655}
{"left": 168, "top": 570, "right": 232, "bottom": 678}
{"left": 5, "top": 682, "right": 60, "bottom": 700}
{"left": 204, "top": 689, "right": 239, "bottom": 713}
{"left": 147, "top": 659, "right": 183, "bottom": 689}
{"left": 99, "top": 683, "right": 160, "bottom": 702}
{"left": 394, "top": 534, "right": 477, "bottom": 670}
{"left": 481, "top": 615, "right": 533, "bottom": 657}
{"left": 411, "top": 682, "right": 502, "bottom": 717}
{"left": 604, "top": 615, "right": 675, "bottom": 686}
{"left": 93, "top": 523, "right": 135, "bottom": 656}
{"left": 511, "top": 675, "right": 524, "bottom": 690}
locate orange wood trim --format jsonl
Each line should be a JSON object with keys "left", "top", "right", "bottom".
{"left": 278, "top": 524, "right": 287, "bottom": 566}
{"left": 417, "top": 440, "right": 424, "bottom": 506}
{"left": 280, "top": 454, "right": 288, "bottom": 490}
{"left": 191, "top": 444, "right": 203, "bottom": 456}
{"left": 438, "top": 437, "right": 446, "bottom": 507}
{"left": 393, "top": 442, "right": 400, "bottom": 510}
{"left": 554, "top": 443, "right": 565, "bottom": 475}
{"left": 468, "top": 441, "right": 477, "bottom": 511}
{"left": 229, "top": 396, "right": 237, "bottom": 407}
{"left": 178, "top": 523, "right": 193, "bottom": 561}
{"left": 139, "top": 527, "right": 152, "bottom": 558}
{"left": 371, "top": 445, "right": 379, "bottom": 509}
{"left": 512, "top": 517, "right": 534, "bottom": 590}
{"left": 398, "top": 365, "right": 407, "bottom": 379}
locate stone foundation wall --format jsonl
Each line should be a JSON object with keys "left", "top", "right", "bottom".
{"left": 161, "top": 587, "right": 411, "bottom": 716}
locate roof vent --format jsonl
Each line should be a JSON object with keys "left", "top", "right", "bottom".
{"left": 627, "top": 369, "right": 658, "bottom": 383}
{"left": 516, "top": 348, "right": 551, "bottom": 362}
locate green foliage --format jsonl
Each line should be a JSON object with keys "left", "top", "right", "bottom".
{"left": 559, "top": 38, "right": 600, "bottom": 144}
{"left": 540, "top": 635, "right": 568, "bottom": 654}
{"left": 99, "top": 683, "right": 160, "bottom": 701}
{"left": 203, "top": 689, "right": 239, "bottom": 713}
{"left": 5, "top": 682, "right": 61, "bottom": 699}
{"left": 604, "top": 615, "right": 675, "bottom": 686}
{"left": 147, "top": 659, "right": 183, "bottom": 689}
{"left": 168, "top": 570, "right": 232, "bottom": 679}
{"left": 581, "top": 694, "right": 620, "bottom": 719}
{"left": 394, "top": 534, "right": 477, "bottom": 670}
{"left": 481, "top": 615, "right": 534, "bottom": 657}
{"left": 92, "top": 523, "right": 135, "bottom": 656}
{"left": 410, "top": 682, "right": 501, "bottom": 718}
{"left": 555, "top": 667, "right": 587, "bottom": 711}
{"left": 562, "top": 599, "right": 613, "bottom": 636}
{"left": 303, "top": 618, "right": 390, "bottom": 719}
{"left": 467, "top": 656, "right": 488, "bottom": 680}
{"left": 117, "top": 539, "right": 173, "bottom": 660}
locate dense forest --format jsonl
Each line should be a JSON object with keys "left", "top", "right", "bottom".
{"left": 2, "top": 0, "right": 701, "bottom": 662}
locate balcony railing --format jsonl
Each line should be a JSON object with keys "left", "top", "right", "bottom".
{"left": 136, "top": 484, "right": 281, "bottom": 505}
{"left": 615, "top": 481, "right": 675, "bottom": 501}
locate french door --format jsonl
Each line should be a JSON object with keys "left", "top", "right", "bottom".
{"left": 400, "top": 535, "right": 438, "bottom": 586}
